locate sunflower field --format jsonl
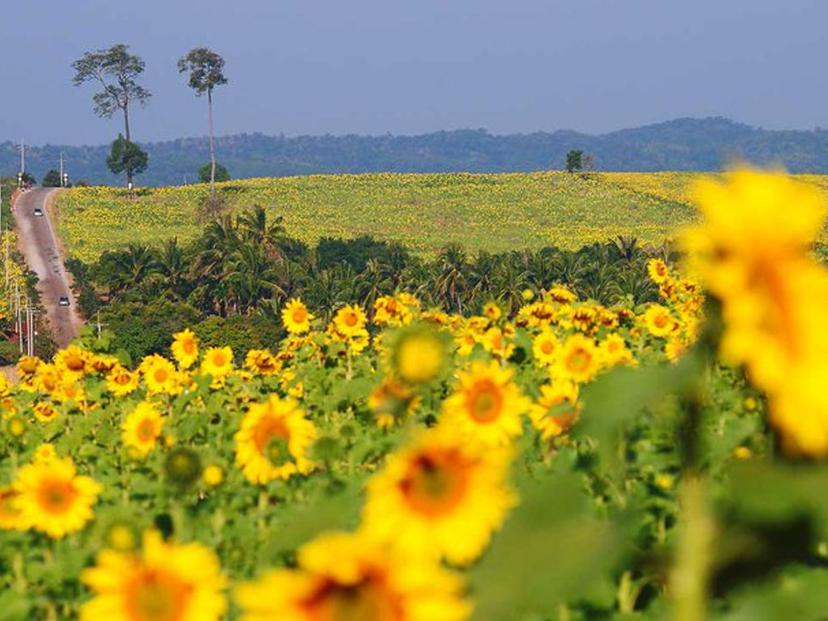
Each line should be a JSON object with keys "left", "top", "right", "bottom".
{"left": 53, "top": 171, "right": 828, "bottom": 265}
{"left": 54, "top": 172, "right": 702, "bottom": 263}
{"left": 4, "top": 170, "right": 828, "bottom": 620}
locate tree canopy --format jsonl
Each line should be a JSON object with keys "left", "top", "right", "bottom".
{"left": 177, "top": 48, "right": 228, "bottom": 96}
{"left": 71, "top": 44, "right": 151, "bottom": 124}
{"left": 107, "top": 134, "right": 148, "bottom": 180}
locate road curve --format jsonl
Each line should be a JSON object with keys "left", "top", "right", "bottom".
{"left": 14, "top": 188, "right": 83, "bottom": 348}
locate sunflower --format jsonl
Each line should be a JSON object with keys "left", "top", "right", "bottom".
{"left": 664, "top": 337, "right": 689, "bottom": 363}
{"left": 33, "top": 402, "right": 59, "bottom": 423}
{"left": 80, "top": 530, "right": 227, "bottom": 621}
{"left": 441, "top": 361, "right": 528, "bottom": 447}
{"left": 373, "top": 295, "right": 413, "bottom": 327}
{"left": 141, "top": 355, "right": 182, "bottom": 396}
{"left": 481, "top": 327, "right": 514, "bottom": 360}
{"left": 34, "top": 443, "right": 58, "bottom": 463}
{"left": 235, "top": 396, "right": 317, "bottom": 485}
{"left": 369, "top": 379, "right": 421, "bottom": 428}
{"left": 282, "top": 298, "right": 313, "bottom": 334}
{"left": 482, "top": 302, "right": 502, "bottom": 322}
{"left": 647, "top": 258, "right": 670, "bottom": 284}
{"left": 600, "top": 333, "right": 635, "bottom": 368}
{"left": 546, "top": 286, "right": 577, "bottom": 305}
{"left": 532, "top": 329, "right": 559, "bottom": 366}
{"left": 17, "top": 355, "right": 41, "bottom": 378}
{"left": 454, "top": 327, "right": 480, "bottom": 357}
{"left": 122, "top": 402, "right": 165, "bottom": 459}
{"left": 171, "top": 328, "right": 199, "bottom": 369}
{"left": 200, "top": 347, "right": 234, "bottom": 379}
{"left": 54, "top": 345, "right": 91, "bottom": 378}
{"left": 681, "top": 170, "right": 828, "bottom": 456}
{"left": 363, "top": 427, "right": 516, "bottom": 565}
{"left": 333, "top": 304, "right": 367, "bottom": 337}
{"left": 203, "top": 465, "right": 224, "bottom": 487}
{"left": 389, "top": 324, "right": 447, "bottom": 386}
{"left": 643, "top": 305, "right": 675, "bottom": 338}
{"left": 529, "top": 381, "right": 581, "bottom": 440}
{"left": 52, "top": 379, "right": 86, "bottom": 405}
{"left": 553, "top": 334, "right": 602, "bottom": 384}
{"left": 570, "top": 306, "right": 597, "bottom": 333}
{"left": 421, "top": 310, "right": 451, "bottom": 326}
{"left": 244, "top": 349, "right": 281, "bottom": 376}
{"left": 89, "top": 355, "right": 119, "bottom": 376}
{"left": 0, "top": 487, "right": 22, "bottom": 530}
{"left": 13, "top": 456, "right": 101, "bottom": 539}
{"left": 106, "top": 365, "right": 139, "bottom": 397}
{"left": 397, "top": 292, "right": 421, "bottom": 311}
{"left": 235, "top": 530, "right": 470, "bottom": 621}
{"left": 33, "top": 363, "right": 61, "bottom": 394}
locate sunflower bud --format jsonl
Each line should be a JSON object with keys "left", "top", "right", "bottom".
{"left": 105, "top": 522, "right": 139, "bottom": 552}
{"left": 164, "top": 447, "right": 202, "bottom": 489}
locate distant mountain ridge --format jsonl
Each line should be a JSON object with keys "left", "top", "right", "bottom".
{"left": 3, "top": 117, "right": 828, "bottom": 187}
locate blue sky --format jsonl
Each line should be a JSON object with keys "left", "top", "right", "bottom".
{"left": 1, "top": 0, "right": 825, "bottom": 145}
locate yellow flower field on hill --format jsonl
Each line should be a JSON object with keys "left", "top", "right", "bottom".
{"left": 55, "top": 172, "right": 706, "bottom": 262}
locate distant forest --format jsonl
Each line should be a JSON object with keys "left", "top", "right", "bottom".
{"left": 3, "top": 117, "right": 828, "bottom": 187}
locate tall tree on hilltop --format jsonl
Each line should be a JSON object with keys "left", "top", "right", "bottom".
{"left": 178, "top": 48, "right": 228, "bottom": 193}
{"left": 72, "top": 44, "right": 151, "bottom": 189}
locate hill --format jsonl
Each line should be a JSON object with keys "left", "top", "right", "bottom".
{"left": 55, "top": 171, "right": 700, "bottom": 263}
{"left": 5, "top": 118, "right": 828, "bottom": 187}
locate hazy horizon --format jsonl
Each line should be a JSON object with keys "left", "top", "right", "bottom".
{"left": 3, "top": 116, "right": 815, "bottom": 150}
{"left": 1, "top": 0, "right": 826, "bottom": 146}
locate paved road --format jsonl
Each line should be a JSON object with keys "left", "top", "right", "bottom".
{"left": 14, "top": 188, "right": 83, "bottom": 348}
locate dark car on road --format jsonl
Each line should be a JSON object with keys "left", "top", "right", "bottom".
{"left": 58, "top": 296, "right": 70, "bottom": 307}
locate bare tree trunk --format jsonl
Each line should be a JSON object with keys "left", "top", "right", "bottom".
{"left": 208, "top": 88, "right": 216, "bottom": 195}
{"left": 123, "top": 104, "right": 133, "bottom": 191}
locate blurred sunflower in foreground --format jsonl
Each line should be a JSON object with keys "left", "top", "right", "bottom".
{"left": 683, "top": 169, "right": 828, "bottom": 456}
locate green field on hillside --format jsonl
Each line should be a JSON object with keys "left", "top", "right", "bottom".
{"left": 53, "top": 171, "right": 828, "bottom": 263}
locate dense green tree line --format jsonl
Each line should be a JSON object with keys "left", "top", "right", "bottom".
{"left": 65, "top": 207, "right": 668, "bottom": 362}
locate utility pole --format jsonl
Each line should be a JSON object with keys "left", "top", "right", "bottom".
{"left": 95, "top": 310, "right": 107, "bottom": 338}
{"left": 15, "top": 283, "right": 22, "bottom": 355}
{"left": 17, "top": 139, "right": 25, "bottom": 188}
{"left": 25, "top": 307, "right": 39, "bottom": 358}
{"left": 25, "top": 306, "right": 31, "bottom": 357}
{"left": 4, "top": 231, "right": 9, "bottom": 291}
{"left": 60, "top": 152, "right": 65, "bottom": 187}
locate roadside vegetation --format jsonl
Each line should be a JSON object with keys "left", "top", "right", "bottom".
{"left": 0, "top": 180, "right": 56, "bottom": 364}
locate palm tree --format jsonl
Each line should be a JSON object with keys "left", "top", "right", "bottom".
{"left": 223, "top": 243, "right": 282, "bottom": 315}
{"left": 611, "top": 235, "right": 642, "bottom": 263}
{"left": 355, "top": 258, "right": 394, "bottom": 311}
{"left": 114, "top": 244, "right": 159, "bottom": 290}
{"left": 435, "top": 244, "right": 468, "bottom": 313}
{"left": 156, "top": 238, "right": 189, "bottom": 299}
{"left": 551, "top": 252, "right": 588, "bottom": 288}
{"left": 238, "top": 206, "right": 288, "bottom": 263}
{"left": 576, "top": 264, "right": 622, "bottom": 305}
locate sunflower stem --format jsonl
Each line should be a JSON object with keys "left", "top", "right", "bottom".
{"left": 12, "top": 550, "right": 26, "bottom": 593}
{"left": 671, "top": 475, "right": 713, "bottom": 621}
{"left": 257, "top": 489, "right": 269, "bottom": 536}
{"left": 616, "top": 570, "right": 636, "bottom": 614}
{"left": 671, "top": 353, "right": 713, "bottom": 621}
